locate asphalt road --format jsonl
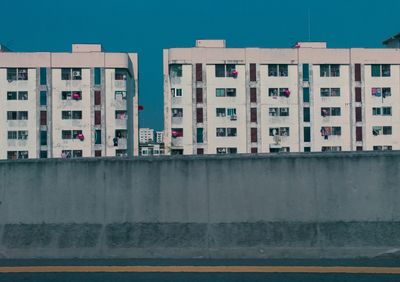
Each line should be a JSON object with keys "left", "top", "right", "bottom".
{"left": 0, "top": 259, "right": 400, "bottom": 282}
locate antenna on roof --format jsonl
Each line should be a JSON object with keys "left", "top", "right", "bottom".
{"left": 308, "top": 8, "right": 311, "bottom": 41}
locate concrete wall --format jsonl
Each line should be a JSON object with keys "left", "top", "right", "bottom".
{"left": 0, "top": 152, "right": 400, "bottom": 259}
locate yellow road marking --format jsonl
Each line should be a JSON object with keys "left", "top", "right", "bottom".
{"left": 0, "top": 266, "right": 400, "bottom": 274}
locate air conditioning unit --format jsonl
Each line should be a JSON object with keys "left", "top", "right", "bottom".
{"left": 72, "top": 71, "right": 81, "bottom": 76}
{"left": 230, "top": 115, "right": 237, "bottom": 121}
{"left": 19, "top": 69, "right": 27, "bottom": 73}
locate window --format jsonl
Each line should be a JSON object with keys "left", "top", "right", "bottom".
{"left": 355, "top": 64, "right": 361, "bottom": 82}
{"left": 95, "top": 130, "right": 101, "bottom": 144}
{"left": 7, "top": 111, "right": 17, "bottom": 120}
{"left": 216, "top": 88, "right": 225, "bottom": 97}
{"left": 94, "top": 90, "right": 101, "bottom": 105}
{"left": 373, "top": 146, "right": 392, "bottom": 151}
{"left": 303, "top": 107, "right": 310, "bottom": 122}
{"left": 269, "top": 107, "right": 289, "bottom": 117}
{"left": 355, "top": 87, "right": 362, "bottom": 102}
{"left": 269, "top": 108, "right": 278, "bottom": 117}
{"left": 61, "top": 68, "right": 81, "bottom": 80}
{"left": 226, "top": 108, "right": 236, "bottom": 117}
{"left": 269, "top": 88, "right": 290, "bottom": 97}
{"left": 355, "top": 107, "right": 362, "bottom": 122}
{"left": 40, "top": 111, "right": 47, "bottom": 125}
{"left": 251, "top": 128, "right": 257, "bottom": 143}
{"left": 40, "top": 91, "right": 47, "bottom": 106}
{"left": 196, "top": 128, "right": 203, "bottom": 144}
{"left": 61, "top": 150, "right": 81, "bottom": 158}
{"left": 40, "top": 67, "right": 47, "bottom": 85}
{"left": 321, "top": 88, "right": 340, "bottom": 97}
{"left": 216, "top": 88, "right": 236, "bottom": 97}
{"left": 95, "top": 111, "right": 101, "bottom": 125}
{"left": 303, "top": 64, "right": 309, "bottom": 81}
{"left": 371, "top": 64, "right": 390, "bottom": 77}
{"left": 215, "top": 64, "right": 237, "bottom": 78}
{"left": 169, "top": 64, "right": 182, "bottom": 77}
{"left": 61, "top": 91, "right": 71, "bottom": 100}
{"left": 196, "top": 108, "right": 203, "bottom": 123}
{"left": 304, "top": 127, "right": 311, "bottom": 142}
{"left": 226, "top": 88, "right": 236, "bottom": 97}
{"left": 303, "top": 87, "right": 310, "bottom": 103}
{"left": 94, "top": 68, "right": 101, "bottom": 85}
{"left": 250, "top": 88, "right": 257, "bottom": 103}
{"left": 196, "top": 63, "right": 202, "bottom": 82}
{"left": 95, "top": 150, "right": 102, "bottom": 157}
{"left": 18, "top": 91, "right": 28, "bottom": 100}
{"left": 16, "top": 131, "right": 27, "bottom": 140}
{"left": 40, "top": 151, "right": 48, "bottom": 158}
{"left": 268, "top": 64, "right": 288, "bottom": 77}
{"left": 7, "top": 68, "right": 17, "bottom": 81}
{"left": 382, "top": 107, "right": 392, "bottom": 116}
{"left": 171, "top": 88, "right": 182, "bottom": 97}
{"left": 279, "top": 108, "right": 289, "bottom": 117}
{"left": 7, "top": 91, "right": 16, "bottom": 100}
{"left": 216, "top": 128, "right": 227, "bottom": 137}
{"left": 227, "top": 128, "right": 237, "bottom": 136}
{"left": 7, "top": 91, "right": 27, "bottom": 100}
{"left": 172, "top": 108, "right": 183, "bottom": 117}
{"left": 322, "top": 146, "right": 342, "bottom": 152}
{"left": 304, "top": 147, "right": 311, "bottom": 152}
{"left": 62, "top": 130, "right": 83, "bottom": 140}
{"left": 62, "top": 111, "right": 72, "bottom": 120}
{"left": 197, "top": 148, "right": 204, "bottom": 155}
{"left": 7, "top": 111, "right": 28, "bottom": 120}
{"left": 250, "top": 108, "right": 257, "bottom": 123}
{"left": 251, "top": 147, "right": 258, "bottom": 153}
{"left": 269, "top": 127, "right": 290, "bottom": 137}
{"left": 7, "top": 68, "right": 28, "bottom": 81}
{"left": 171, "top": 128, "right": 183, "bottom": 138}
{"left": 40, "top": 131, "right": 47, "bottom": 146}
{"left": 115, "top": 68, "right": 127, "bottom": 80}
{"left": 216, "top": 108, "right": 226, "bottom": 117}
{"left": 321, "top": 107, "right": 341, "bottom": 117}
{"left": 215, "top": 64, "right": 225, "bottom": 77}
{"left": 321, "top": 126, "right": 341, "bottom": 137}
{"left": 115, "top": 129, "right": 127, "bottom": 139}
{"left": 115, "top": 110, "right": 127, "bottom": 119}
{"left": 196, "top": 88, "right": 203, "bottom": 103}
{"left": 356, "top": 127, "right": 362, "bottom": 142}
{"left": 372, "top": 87, "right": 391, "bottom": 98}
{"left": 115, "top": 91, "right": 127, "bottom": 100}
{"left": 7, "top": 151, "right": 28, "bottom": 160}
{"left": 7, "top": 131, "right": 17, "bottom": 140}
{"left": 8, "top": 131, "right": 28, "bottom": 140}
{"left": 250, "top": 63, "right": 257, "bottom": 81}
{"left": 320, "top": 64, "right": 340, "bottom": 77}
{"left": 217, "top": 147, "right": 237, "bottom": 154}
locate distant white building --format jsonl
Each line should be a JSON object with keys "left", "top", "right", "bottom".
{"left": 140, "top": 143, "right": 165, "bottom": 156}
{"left": 156, "top": 130, "right": 164, "bottom": 144}
{"left": 163, "top": 38, "right": 400, "bottom": 155}
{"left": 0, "top": 43, "right": 138, "bottom": 159}
{"left": 139, "top": 128, "right": 154, "bottom": 144}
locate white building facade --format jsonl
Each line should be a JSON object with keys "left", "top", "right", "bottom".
{"left": 164, "top": 39, "right": 400, "bottom": 155}
{"left": 0, "top": 44, "right": 138, "bottom": 159}
{"left": 139, "top": 128, "right": 155, "bottom": 144}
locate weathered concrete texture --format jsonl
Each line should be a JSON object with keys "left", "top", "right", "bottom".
{"left": 0, "top": 152, "right": 400, "bottom": 258}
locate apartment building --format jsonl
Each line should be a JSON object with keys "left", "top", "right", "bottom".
{"left": 0, "top": 44, "right": 138, "bottom": 159}
{"left": 163, "top": 37, "right": 400, "bottom": 155}
{"left": 139, "top": 128, "right": 155, "bottom": 144}
{"left": 155, "top": 130, "right": 164, "bottom": 144}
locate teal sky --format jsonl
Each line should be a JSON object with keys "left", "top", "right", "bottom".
{"left": 1, "top": 0, "right": 399, "bottom": 130}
